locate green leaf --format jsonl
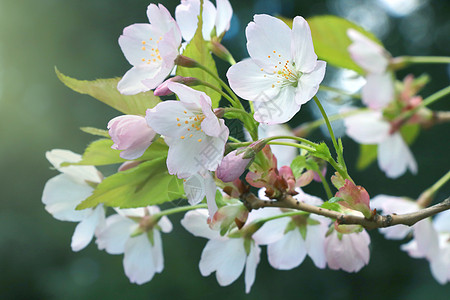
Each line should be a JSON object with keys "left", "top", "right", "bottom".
{"left": 356, "top": 144, "right": 378, "bottom": 170}
{"left": 400, "top": 123, "right": 420, "bottom": 145}
{"left": 77, "top": 157, "right": 184, "bottom": 209}
{"left": 307, "top": 16, "right": 382, "bottom": 74}
{"left": 176, "top": 15, "right": 221, "bottom": 108}
{"left": 80, "top": 127, "right": 110, "bottom": 138}
{"left": 56, "top": 68, "right": 161, "bottom": 115}
{"left": 63, "top": 138, "right": 169, "bottom": 166}
{"left": 291, "top": 155, "right": 307, "bottom": 178}
{"left": 328, "top": 196, "right": 344, "bottom": 204}
{"left": 312, "top": 142, "right": 332, "bottom": 161}
{"left": 321, "top": 202, "right": 341, "bottom": 212}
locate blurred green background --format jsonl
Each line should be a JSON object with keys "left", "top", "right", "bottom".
{"left": 0, "top": 0, "right": 449, "bottom": 299}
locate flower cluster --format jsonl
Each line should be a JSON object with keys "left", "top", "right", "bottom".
{"left": 43, "top": 0, "right": 450, "bottom": 293}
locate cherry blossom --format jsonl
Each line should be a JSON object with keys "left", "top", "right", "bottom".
{"left": 108, "top": 115, "right": 157, "bottom": 160}
{"left": 175, "top": 0, "right": 233, "bottom": 42}
{"left": 227, "top": 15, "right": 326, "bottom": 124}
{"left": 95, "top": 206, "right": 172, "bottom": 285}
{"left": 344, "top": 110, "right": 417, "bottom": 178}
{"left": 347, "top": 28, "right": 394, "bottom": 109}
{"left": 42, "top": 149, "right": 105, "bottom": 252}
{"left": 146, "top": 82, "right": 229, "bottom": 178}
{"left": 181, "top": 208, "right": 261, "bottom": 293}
{"left": 118, "top": 4, "right": 182, "bottom": 95}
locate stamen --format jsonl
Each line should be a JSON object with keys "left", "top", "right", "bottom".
{"left": 197, "top": 139, "right": 202, "bottom": 142}
{"left": 180, "top": 136, "right": 185, "bottom": 139}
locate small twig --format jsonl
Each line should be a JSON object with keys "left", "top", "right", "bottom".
{"left": 242, "top": 193, "right": 450, "bottom": 230}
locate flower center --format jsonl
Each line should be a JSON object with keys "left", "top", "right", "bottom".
{"left": 140, "top": 36, "right": 163, "bottom": 65}
{"left": 176, "top": 110, "right": 205, "bottom": 142}
{"left": 260, "top": 50, "right": 301, "bottom": 88}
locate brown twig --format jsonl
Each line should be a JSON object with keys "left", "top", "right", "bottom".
{"left": 242, "top": 193, "right": 450, "bottom": 230}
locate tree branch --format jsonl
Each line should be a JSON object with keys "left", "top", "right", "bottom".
{"left": 242, "top": 192, "right": 450, "bottom": 230}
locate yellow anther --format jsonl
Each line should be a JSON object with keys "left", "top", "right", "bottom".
{"left": 273, "top": 50, "right": 276, "bottom": 53}
{"left": 141, "top": 46, "right": 146, "bottom": 50}
{"left": 150, "top": 38, "right": 153, "bottom": 40}
{"left": 187, "top": 128, "right": 191, "bottom": 131}
{"left": 177, "top": 123, "right": 181, "bottom": 127}
{"left": 142, "top": 58, "right": 146, "bottom": 62}
{"left": 268, "top": 55, "right": 271, "bottom": 58}
{"left": 184, "top": 111, "right": 187, "bottom": 114}
{"left": 272, "top": 84, "right": 275, "bottom": 88}
{"left": 142, "top": 41, "right": 146, "bottom": 45}
{"left": 185, "top": 121, "right": 189, "bottom": 124}
{"left": 176, "top": 118, "right": 180, "bottom": 121}
{"left": 153, "top": 59, "right": 156, "bottom": 62}
{"left": 198, "top": 139, "right": 202, "bottom": 142}
{"left": 189, "top": 134, "right": 193, "bottom": 138}
{"left": 260, "top": 68, "right": 264, "bottom": 71}
{"left": 180, "top": 136, "right": 185, "bottom": 139}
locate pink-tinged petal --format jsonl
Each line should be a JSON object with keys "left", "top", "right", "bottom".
{"left": 147, "top": 4, "right": 179, "bottom": 35}
{"left": 378, "top": 133, "right": 417, "bottom": 178}
{"left": 200, "top": 95, "right": 221, "bottom": 137}
{"left": 168, "top": 82, "right": 209, "bottom": 106}
{"left": 400, "top": 240, "right": 423, "bottom": 258}
{"left": 336, "top": 179, "right": 371, "bottom": 218}
{"left": 215, "top": 0, "right": 233, "bottom": 37}
{"left": 268, "top": 229, "right": 307, "bottom": 270}
{"left": 108, "top": 115, "right": 157, "bottom": 160}
{"left": 46, "top": 149, "right": 101, "bottom": 184}
{"left": 42, "top": 174, "right": 93, "bottom": 222}
{"left": 71, "top": 205, "right": 105, "bottom": 252}
{"left": 305, "top": 220, "right": 328, "bottom": 269}
{"left": 325, "top": 230, "right": 370, "bottom": 272}
{"left": 246, "top": 15, "right": 291, "bottom": 64}
{"left": 347, "top": 28, "right": 389, "bottom": 74}
{"left": 146, "top": 101, "right": 195, "bottom": 138}
{"left": 118, "top": 66, "right": 158, "bottom": 95}
{"left": 199, "top": 238, "right": 246, "bottom": 286}
{"left": 181, "top": 209, "right": 222, "bottom": 240}
{"left": 204, "top": 172, "right": 219, "bottom": 218}
{"left": 362, "top": 72, "right": 395, "bottom": 109}
{"left": 295, "top": 60, "right": 326, "bottom": 105}
{"left": 95, "top": 214, "right": 136, "bottom": 254}
{"left": 258, "top": 124, "right": 298, "bottom": 168}
{"left": 294, "top": 188, "right": 324, "bottom": 206}
{"left": 291, "top": 16, "right": 318, "bottom": 73}
{"left": 175, "top": 0, "right": 216, "bottom": 42}
{"left": 227, "top": 59, "right": 281, "bottom": 101}
{"left": 244, "top": 243, "right": 261, "bottom": 293}
{"left": 429, "top": 251, "right": 449, "bottom": 285}
{"left": 413, "top": 218, "right": 440, "bottom": 259}
{"left": 344, "top": 110, "right": 390, "bottom": 144}
{"left": 253, "top": 85, "right": 300, "bottom": 124}
{"left": 251, "top": 208, "right": 290, "bottom": 245}
{"left": 123, "top": 234, "right": 156, "bottom": 284}
{"left": 151, "top": 229, "right": 165, "bottom": 273}
{"left": 216, "top": 150, "right": 252, "bottom": 182}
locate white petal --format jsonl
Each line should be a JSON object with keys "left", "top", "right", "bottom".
{"left": 117, "top": 66, "right": 157, "bottom": 95}
{"left": 227, "top": 58, "right": 281, "bottom": 101}
{"left": 184, "top": 173, "right": 207, "bottom": 205}
{"left": 158, "top": 215, "right": 173, "bottom": 233}
{"left": 204, "top": 172, "right": 219, "bottom": 218}
{"left": 344, "top": 110, "right": 390, "bottom": 144}
{"left": 42, "top": 174, "right": 93, "bottom": 222}
{"left": 181, "top": 209, "right": 221, "bottom": 240}
{"left": 362, "top": 72, "right": 395, "bottom": 109}
{"left": 46, "top": 149, "right": 101, "bottom": 184}
{"left": 429, "top": 254, "right": 448, "bottom": 285}
{"left": 378, "top": 133, "right": 417, "bottom": 178}
{"left": 175, "top": 0, "right": 200, "bottom": 42}
{"left": 291, "top": 16, "right": 318, "bottom": 73}
{"left": 199, "top": 238, "right": 246, "bottom": 286}
{"left": 413, "top": 218, "right": 440, "bottom": 259}
{"left": 244, "top": 243, "right": 261, "bottom": 294}
{"left": 305, "top": 222, "right": 328, "bottom": 269}
{"left": 168, "top": 82, "right": 210, "bottom": 106}
{"left": 119, "top": 24, "right": 163, "bottom": 66}
{"left": 151, "top": 229, "right": 165, "bottom": 273}
{"left": 433, "top": 210, "right": 450, "bottom": 232}
{"left": 295, "top": 60, "right": 326, "bottom": 105}
{"left": 401, "top": 240, "right": 424, "bottom": 258}
{"left": 253, "top": 85, "right": 300, "bottom": 124}
{"left": 215, "top": 0, "right": 233, "bottom": 37}
{"left": 246, "top": 15, "right": 291, "bottom": 64}
{"left": 71, "top": 205, "right": 105, "bottom": 252}
{"left": 146, "top": 101, "right": 195, "bottom": 139}
{"left": 123, "top": 234, "right": 156, "bottom": 284}
{"left": 250, "top": 208, "right": 290, "bottom": 245}
{"left": 268, "top": 229, "right": 307, "bottom": 270}
{"left": 95, "top": 214, "right": 136, "bottom": 254}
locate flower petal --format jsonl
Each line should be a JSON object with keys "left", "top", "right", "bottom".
{"left": 295, "top": 60, "right": 326, "bottom": 105}
{"left": 305, "top": 221, "right": 328, "bottom": 269}
{"left": 151, "top": 229, "right": 165, "bottom": 273}
{"left": 181, "top": 209, "right": 221, "bottom": 240}
{"left": 344, "top": 110, "right": 390, "bottom": 144}
{"left": 95, "top": 214, "right": 136, "bottom": 254}
{"left": 71, "top": 205, "right": 105, "bottom": 252}
{"left": 123, "top": 233, "right": 156, "bottom": 284}
{"left": 378, "top": 133, "right": 417, "bottom": 178}
{"left": 117, "top": 66, "right": 157, "bottom": 95}
{"left": 253, "top": 85, "right": 300, "bottom": 124}
{"left": 244, "top": 243, "right": 261, "bottom": 293}
{"left": 362, "top": 72, "right": 395, "bottom": 109}
{"left": 215, "top": 0, "right": 233, "bottom": 37}
{"left": 291, "top": 16, "right": 318, "bottom": 73}
{"left": 268, "top": 229, "right": 307, "bottom": 270}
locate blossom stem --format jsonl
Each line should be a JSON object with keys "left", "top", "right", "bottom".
{"left": 253, "top": 210, "right": 308, "bottom": 227}
{"left": 228, "top": 136, "right": 242, "bottom": 143}
{"left": 197, "top": 79, "right": 236, "bottom": 105}
{"left": 264, "top": 135, "right": 318, "bottom": 148}
{"left": 267, "top": 141, "right": 316, "bottom": 153}
{"left": 319, "top": 85, "right": 361, "bottom": 99}
{"left": 153, "top": 204, "right": 208, "bottom": 219}
{"left": 392, "top": 56, "right": 450, "bottom": 69}
{"left": 417, "top": 170, "right": 450, "bottom": 208}
{"left": 315, "top": 169, "right": 333, "bottom": 200}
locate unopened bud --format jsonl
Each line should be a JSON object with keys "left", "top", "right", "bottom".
{"left": 154, "top": 76, "right": 199, "bottom": 96}
{"left": 210, "top": 40, "right": 236, "bottom": 65}
{"left": 174, "top": 55, "right": 199, "bottom": 68}
{"left": 216, "top": 150, "right": 252, "bottom": 182}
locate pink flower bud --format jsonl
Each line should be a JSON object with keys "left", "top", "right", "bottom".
{"left": 154, "top": 76, "right": 199, "bottom": 96}
{"left": 279, "top": 166, "right": 296, "bottom": 193}
{"left": 335, "top": 179, "right": 372, "bottom": 218}
{"left": 107, "top": 115, "right": 157, "bottom": 160}
{"left": 216, "top": 150, "right": 252, "bottom": 182}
